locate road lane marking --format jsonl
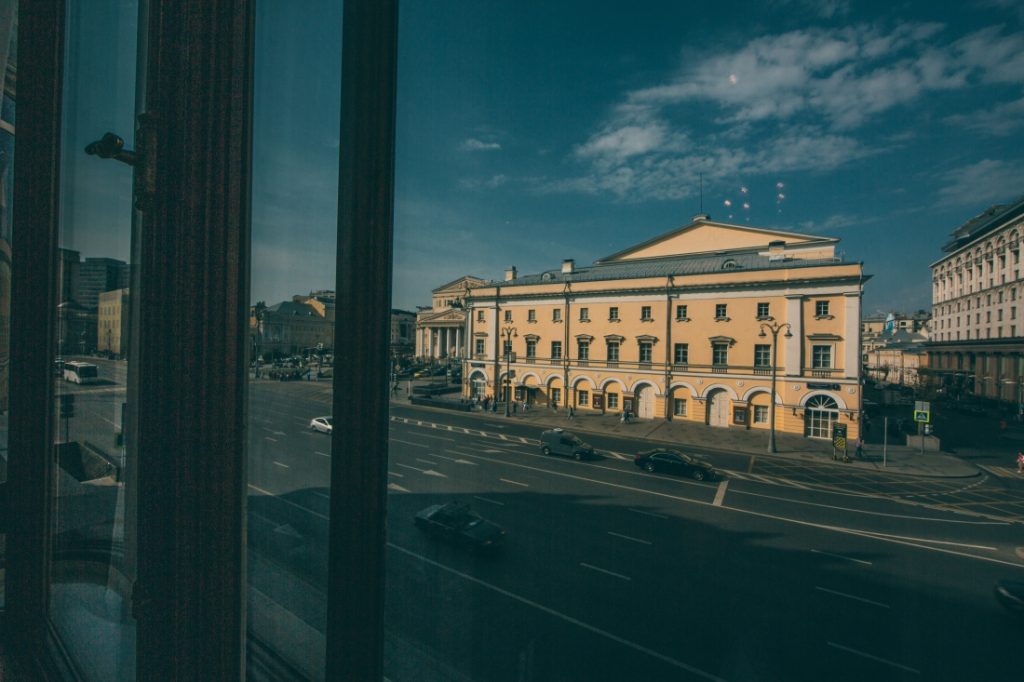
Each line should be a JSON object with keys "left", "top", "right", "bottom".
{"left": 395, "top": 463, "right": 426, "bottom": 472}
{"left": 388, "top": 543, "right": 726, "bottom": 681}
{"left": 388, "top": 471, "right": 404, "bottom": 478}
{"left": 314, "top": 451, "right": 330, "bottom": 458}
{"left": 810, "top": 549, "right": 872, "bottom": 566}
{"left": 852, "top": 529, "right": 998, "bottom": 551}
{"left": 712, "top": 480, "right": 729, "bottom": 507}
{"left": 580, "top": 562, "right": 632, "bottom": 581}
{"left": 311, "top": 491, "right": 329, "bottom": 500}
{"left": 264, "top": 437, "right": 278, "bottom": 443}
{"left": 273, "top": 461, "right": 289, "bottom": 468}
{"left": 628, "top": 508, "right": 667, "bottom": 519}
{"left": 388, "top": 482, "right": 411, "bottom": 493}
{"left": 418, "top": 433, "right": 455, "bottom": 441}
{"left": 434, "top": 452, "right": 479, "bottom": 465}
{"left": 246, "top": 484, "right": 328, "bottom": 520}
{"left": 826, "top": 642, "right": 920, "bottom": 675}
{"left": 474, "top": 495, "right": 504, "bottom": 506}
{"left": 815, "top": 586, "right": 889, "bottom": 609}
{"left": 608, "top": 531, "right": 651, "bottom": 545}
{"left": 500, "top": 478, "right": 529, "bottom": 487}
{"left": 391, "top": 438, "right": 428, "bottom": 448}
{"left": 416, "top": 458, "right": 439, "bottom": 466}
{"left": 423, "top": 470, "right": 447, "bottom": 478}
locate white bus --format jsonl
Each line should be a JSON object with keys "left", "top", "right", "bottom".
{"left": 63, "top": 361, "right": 99, "bottom": 384}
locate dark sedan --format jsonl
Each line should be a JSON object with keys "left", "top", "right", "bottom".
{"left": 634, "top": 449, "right": 720, "bottom": 481}
{"left": 414, "top": 502, "right": 506, "bottom": 550}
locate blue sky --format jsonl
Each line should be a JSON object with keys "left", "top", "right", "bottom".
{"left": 63, "top": 1, "right": 1024, "bottom": 319}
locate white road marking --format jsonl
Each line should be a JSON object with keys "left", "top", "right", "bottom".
{"left": 500, "top": 478, "right": 529, "bottom": 487}
{"left": 713, "top": 480, "right": 729, "bottom": 507}
{"left": 314, "top": 451, "right": 330, "bottom": 458}
{"left": 853, "top": 529, "right": 997, "bottom": 551}
{"left": 815, "top": 586, "right": 889, "bottom": 609}
{"left": 272, "top": 430, "right": 286, "bottom": 436}
{"left": 418, "top": 433, "right": 455, "bottom": 441}
{"left": 810, "top": 549, "right": 872, "bottom": 566}
{"left": 264, "top": 437, "right": 278, "bottom": 443}
{"left": 247, "top": 484, "right": 328, "bottom": 520}
{"left": 474, "top": 495, "right": 504, "bottom": 506}
{"left": 389, "top": 543, "right": 726, "bottom": 681}
{"left": 388, "top": 483, "right": 411, "bottom": 493}
{"left": 391, "top": 438, "right": 428, "bottom": 448}
{"left": 607, "top": 531, "right": 651, "bottom": 545}
{"left": 628, "top": 508, "right": 668, "bottom": 519}
{"left": 273, "top": 461, "right": 289, "bottom": 468}
{"left": 423, "top": 470, "right": 447, "bottom": 478}
{"left": 416, "top": 458, "right": 439, "bottom": 466}
{"left": 827, "top": 642, "right": 920, "bottom": 675}
{"left": 395, "top": 463, "right": 426, "bottom": 473}
{"left": 580, "top": 562, "right": 632, "bottom": 581}
{"left": 388, "top": 471, "right": 404, "bottom": 477}
{"left": 311, "top": 491, "right": 329, "bottom": 500}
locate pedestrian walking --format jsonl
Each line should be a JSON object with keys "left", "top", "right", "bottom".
{"left": 512, "top": 400, "right": 518, "bottom": 415}
{"left": 1017, "top": 450, "right": 1024, "bottom": 474}
{"left": 619, "top": 409, "right": 626, "bottom": 423}
{"left": 855, "top": 439, "right": 864, "bottom": 460}
{"left": 568, "top": 405, "right": 575, "bottom": 420}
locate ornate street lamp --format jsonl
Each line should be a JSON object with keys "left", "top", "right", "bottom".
{"left": 502, "top": 325, "right": 517, "bottom": 416}
{"left": 759, "top": 321, "right": 793, "bottom": 453}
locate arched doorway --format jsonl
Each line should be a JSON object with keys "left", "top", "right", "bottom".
{"left": 804, "top": 395, "right": 839, "bottom": 438}
{"left": 636, "top": 384, "right": 655, "bottom": 419}
{"left": 707, "top": 389, "right": 730, "bottom": 427}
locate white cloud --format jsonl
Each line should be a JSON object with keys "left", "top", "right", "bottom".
{"left": 936, "top": 159, "right": 1024, "bottom": 206}
{"left": 458, "top": 174, "right": 508, "bottom": 190}
{"left": 946, "top": 96, "right": 1024, "bottom": 135}
{"left": 461, "top": 138, "right": 502, "bottom": 151}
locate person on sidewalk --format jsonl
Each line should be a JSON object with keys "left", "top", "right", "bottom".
{"left": 1017, "top": 450, "right": 1024, "bottom": 474}
{"left": 568, "top": 405, "right": 575, "bottom": 420}
{"left": 855, "top": 439, "right": 864, "bottom": 460}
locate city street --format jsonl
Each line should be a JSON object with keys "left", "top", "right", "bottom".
{"left": 245, "top": 379, "right": 1024, "bottom": 681}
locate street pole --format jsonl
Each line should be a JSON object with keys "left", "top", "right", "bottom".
{"left": 759, "top": 321, "right": 792, "bottom": 454}
{"left": 502, "top": 325, "right": 517, "bottom": 417}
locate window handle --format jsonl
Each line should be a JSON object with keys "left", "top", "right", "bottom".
{"left": 84, "top": 113, "right": 158, "bottom": 211}
{"left": 84, "top": 131, "right": 136, "bottom": 165}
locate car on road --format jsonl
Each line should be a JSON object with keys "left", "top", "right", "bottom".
{"left": 995, "top": 580, "right": 1024, "bottom": 614}
{"left": 414, "top": 502, "right": 506, "bottom": 550}
{"left": 539, "top": 428, "right": 597, "bottom": 460}
{"left": 634, "top": 449, "right": 720, "bottom": 481}
{"left": 309, "top": 416, "right": 333, "bottom": 433}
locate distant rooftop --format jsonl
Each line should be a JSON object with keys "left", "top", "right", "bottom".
{"left": 942, "top": 195, "right": 1024, "bottom": 253}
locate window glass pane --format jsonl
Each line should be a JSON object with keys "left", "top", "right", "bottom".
{"left": 48, "top": 1, "right": 139, "bottom": 678}
{"left": 246, "top": 1, "right": 341, "bottom": 678}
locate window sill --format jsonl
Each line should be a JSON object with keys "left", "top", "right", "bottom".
{"left": 756, "top": 315, "right": 774, "bottom": 321}
{"left": 675, "top": 317, "right": 690, "bottom": 322}
{"left": 579, "top": 318, "right": 590, "bottom": 323}
{"left": 715, "top": 316, "right": 730, "bottom": 322}
{"left": 641, "top": 318, "right": 654, "bottom": 323}
{"left": 608, "top": 318, "right": 620, "bottom": 322}
{"left": 814, "top": 314, "right": 834, "bottom": 320}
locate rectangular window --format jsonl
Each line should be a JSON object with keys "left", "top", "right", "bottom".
{"left": 998, "top": 309, "right": 1004, "bottom": 321}
{"left": 553, "top": 308, "right": 562, "bottom": 321}
{"left": 607, "top": 393, "right": 619, "bottom": 409}
{"left": 639, "top": 341, "right": 653, "bottom": 363}
{"left": 475, "top": 339, "right": 485, "bottom": 355}
{"left": 815, "top": 300, "right": 830, "bottom": 316}
{"left": 812, "top": 345, "right": 832, "bottom": 368}
{"left": 578, "top": 339, "right": 590, "bottom": 360}
{"left": 609, "top": 306, "right": 619, "bottom": 320}
{"left": 712, "top": 342, "right": 728, "bottom": 366}
{"left": 987, "top": 311, "right": 992, "bottom": 323}
{"left": 504, "top": 310, "right": 512, "bottom": 322}
{"left": 754, "top": 405, "right": 769, "bottom": 423}
{"left": 715, "top": 303, "right": 727, "bottom": 319}
{"left": 477, "top": 310, "right": 485, "bottom": 321}
{"left": 607, "top": 341, "right": 620, "bottom": 361}
{"left": 579, "top": 307, "right": 589, "bottom": 321}
{"left": 503, "top": 339, "right": 512, "bottom": 356}
{"left": 551, "top": 387, "right": 562, "bottom": 404}
{"left": 1013, "top": 307, "right": 1017, "bottom": 320}
{"left": 641, "top": 305, "right": 652, "bottom": 320}
{"left": 578, "top": 390, "right": 589, "bottom": 406}
{"left": 754, "top": 344, "right": 771, "bottom": 367}
{"left": 673, "top": 398, "right": 687, "bottom": 416}
{"left": 551, "top": 341, "right": 562, "bottom": 359}
{"left": 673, "top": 343, "right": 688, "bottom": 365}
{"left": 526, "top": 339, "right": 537, "bottom": 358}
{"left": 757, "top": 302, "right": 770, "bottom": 318}
{"left": 528, "top": 309, "right": 536, "bottom": 321}
{"left": 999, "top": 291, "right": 1004, "bottom": 303}
{"left": 675, "top": 304, "right": 688, "bottom": 319}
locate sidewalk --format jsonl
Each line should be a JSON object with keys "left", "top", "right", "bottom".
{"left": 398, "top": 391, "right": 979, "bottom": 479}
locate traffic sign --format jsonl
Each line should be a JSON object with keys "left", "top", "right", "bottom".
{"left": 914, "top": 410, "right": 930, "bottom": 423}
{"left": 832, "top": 423, "right": 847, "bottom": 449}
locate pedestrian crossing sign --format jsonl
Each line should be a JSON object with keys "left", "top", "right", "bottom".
{"left": 914, "top": 410, "right": 929, "bottom": 423}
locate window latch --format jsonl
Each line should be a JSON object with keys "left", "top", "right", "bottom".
{"left": 84, "top": 112, "right": 158, "bottom": 211}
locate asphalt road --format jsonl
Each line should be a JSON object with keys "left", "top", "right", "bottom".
{"left": 244, "top": 381, "right": 1024, "bottom": 681}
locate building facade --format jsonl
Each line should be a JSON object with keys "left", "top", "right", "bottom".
{"left": 928, "top": 197, "right": 1024, "bottom": 405}
{"left": 463, "top": 216, "right": 867, "bottom": 439}
{"left": 415, "top": 275, "right": 485, "bottom": 361}
{"left": 97, "top": 287, "right": 130, "bottom": 357}
{"left": 390, "top": 308, "right": 416, "bottom": 361}
{"left": 251, "top": 299, "right": 334, "bottom": 359}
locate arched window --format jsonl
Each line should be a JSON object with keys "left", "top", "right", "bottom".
{"left": 804, "top": 394, "right": 839, "bottom": 439}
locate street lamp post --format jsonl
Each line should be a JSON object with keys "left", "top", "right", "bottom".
{"left": 759, "top": 321, "right": 793, "bottom": 453}
{"left": 502, "top": 325, "right": 517, "bottom": 416}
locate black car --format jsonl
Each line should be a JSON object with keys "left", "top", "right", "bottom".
{"left": 414, "top": 502, "right": 506, "bottom": 550}
{"left": 634, "top": 449, "right": 720, "bottom": 481}
{"left": 995, "top": 580, "right": 1024, "bottom": 614}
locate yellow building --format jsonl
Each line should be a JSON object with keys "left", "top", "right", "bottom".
{"left": 463, "top": 216, "right": 867, "bottom": 440}
{"left": 97, "top": 287, "right": 130, "bottom": 357}
{"left": 415, "top": 275, "right": 485, "bottom": 360}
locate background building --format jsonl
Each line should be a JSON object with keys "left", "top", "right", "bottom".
{"left": 928, "top": 197, "right": 1024, "bottom": 406}
{"left": 463, "top": 215, "right": 867, "bottom": 440}
{"left": 251, "top": 299, "right": 333, "bottom": 359}
{"left": 97, "top": 287, "right": 130, "bottom": 357}
{"left": 76, "top": 256, "right": 129, "bottom": 310}
{"left": 415, "top": 275, "right": 484, "bottom": 361}
{"left": 390, "top": 308, "right": 416, "bottom": 362}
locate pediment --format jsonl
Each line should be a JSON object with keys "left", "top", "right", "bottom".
{"left": 598, "top": 220, "right": 827, "bottom": 262}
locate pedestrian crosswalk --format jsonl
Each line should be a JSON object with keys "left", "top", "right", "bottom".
{"left": 978, "top": 464, "right": 1023, "bottom": 479}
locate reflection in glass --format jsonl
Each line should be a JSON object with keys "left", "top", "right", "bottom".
{"left": 48, "top": 1, "right": 138, "bottom": 679}
{"left": 246, "top": 2, "right": 341, "bottom": 678}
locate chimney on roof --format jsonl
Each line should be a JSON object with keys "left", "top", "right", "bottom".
{"left": 692, "top": 213, "right": 710, "bottom": 222}
{"left": 505, "top": 265, "right": 517, "bottom": 281}
{"left": 561, "top": 259, "right": 575, "bottom": 274}
{"left": 768, "top": 240, "right": 786, "bottom": 261}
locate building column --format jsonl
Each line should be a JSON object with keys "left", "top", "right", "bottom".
{"left": 844, "top": 293, "right": 860, "bottom": 379}
{"left": 785, "top": 295, "right": 803, "bottom": 375}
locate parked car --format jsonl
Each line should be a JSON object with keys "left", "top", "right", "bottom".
{"left": 309, "top": 416, "right": 333, "bottom": 434}
{"left": 539, "top": 428, "right": 596, "bottom": 460}
{"left": 414, "top": 502, "right": 506, "bottom": 551}
{"left": 634, "top": 449, "right": 720, "bottom": 481}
